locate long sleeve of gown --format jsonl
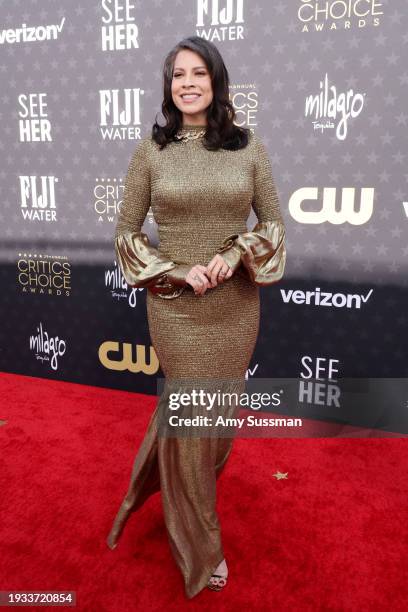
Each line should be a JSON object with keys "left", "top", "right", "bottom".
{"left": 115, "top": 137, "right": 191, "bottom": 299}
{"left": 216, "top": 134, "right": 286, "bottom": 285}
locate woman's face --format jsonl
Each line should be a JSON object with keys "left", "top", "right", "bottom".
{"left": 171, "top": 49, "right": 213, "bottom": 126}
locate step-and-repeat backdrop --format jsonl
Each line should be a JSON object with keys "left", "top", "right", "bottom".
{"left": 1, "top": 1, "right": 406, "bottom": 432}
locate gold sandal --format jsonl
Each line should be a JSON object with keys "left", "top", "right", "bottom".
{"left": 207, "top": 574, "right": 228, "bottom": 591}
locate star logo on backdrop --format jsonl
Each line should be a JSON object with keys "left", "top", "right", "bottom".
{"left": 273, "top": 471, "right": 288, "bottom": 480}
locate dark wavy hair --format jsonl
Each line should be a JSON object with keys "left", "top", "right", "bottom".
{"left": 151, "top": 36, "right": 250, "bottom": 151}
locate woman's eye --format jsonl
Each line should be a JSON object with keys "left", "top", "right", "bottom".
{"left": 173, "top": 72, "right": 206, "bottom": 77}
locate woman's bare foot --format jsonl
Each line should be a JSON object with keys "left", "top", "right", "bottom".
{"left": 207, "top": 559, "right": 228, "bottom": 591}
{"left": 214, "top": 558, "right": 228, "bottom": 578}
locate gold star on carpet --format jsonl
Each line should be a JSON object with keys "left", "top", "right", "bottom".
{"left": 0, "top": 419, "right": 8, "bottom": 426}
{"left": 273, "top": 471, "right": 288, "bottom": 480}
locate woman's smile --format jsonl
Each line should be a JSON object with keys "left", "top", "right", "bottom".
{"left": 180, "top": 93, "right": 202, "bottom": 103}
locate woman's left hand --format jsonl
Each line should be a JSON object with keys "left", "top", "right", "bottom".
{"left": 205, "top": 254, "right": 233, "bottom": 288}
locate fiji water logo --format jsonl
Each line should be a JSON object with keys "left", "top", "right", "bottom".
{"left": 196, "top": 0, "right": 245, "bottom": 41}
{"left": 99, "top": 87, "right": 144, "bottom": 140}
{"left": 19, "top": 175, "right": 58, "bottom": 222}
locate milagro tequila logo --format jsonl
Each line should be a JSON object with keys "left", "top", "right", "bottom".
{"left": 297, "top": 0, "right": 383, "bottom": 31}
{"left": 18, "top": 253, "right": 71, "bottom": 296}
{"left": 101, "top": 0, "right": 139, "bottom": 51}
{"left": 196, "top": 0, "right": 245, "bottom": 41}
{"left": 289, "top": 187, "right": 374, "bottom": 225}
{"left": 0, "top": 17, "right": 65, "bottom": 45}
{"left": 94, "top": 177, "right": 124, "bottom": 222}
{"left": 29, "top": 322, "right": 67, "bottom": 371}
{"left": 99, "top": 88, "right": 143, "bottom": 140}
{"left": 19, "top": 175, "right": 58, "bottom": 221}
{"left": 305, "top": 74, "right": 365, "bottom": 140}
{"left": 18, "top": 93, "right": 52, "bottom": 142}
{"left": 105, "top": 261, "right": 144, "bottom": 307}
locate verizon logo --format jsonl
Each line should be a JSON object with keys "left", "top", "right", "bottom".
{"left": 280, "top": 287, "right": 373, "bottom": 309}
{"left": 0, "top": 17, "right": 65, "bottom": 45}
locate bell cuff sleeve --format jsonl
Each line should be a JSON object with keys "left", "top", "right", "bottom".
{"left": 115, "top": 137, "right": 191, "bottom": 300}
{"left": 216, "top": 133, "right": 286, "bottom": 286}
{"left": 216, "top": 219, "right": 286, "bottom": 285}
{"left": 115, "top": 231, "right": 192, "bottom": 298}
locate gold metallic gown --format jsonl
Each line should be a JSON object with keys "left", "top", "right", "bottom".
{"left": 106, "top": 124, "right": 286, "bottom": 598}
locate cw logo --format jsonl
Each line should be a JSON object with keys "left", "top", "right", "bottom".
{"left": 289, "top": 187, "right": 374, "bottom": 225}
{"left": 99, "top": 341, "right": 159, "bottom": 374}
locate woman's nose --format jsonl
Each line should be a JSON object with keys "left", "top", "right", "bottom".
{"left": 181, "top": 74, "right": 195, "bottom": 86}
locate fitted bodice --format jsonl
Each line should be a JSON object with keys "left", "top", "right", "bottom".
{"left": 114, "top": 122, "right": 285, "bottom": 298}
{"left": 145, "top": 126, "right": 257, "bottom": 266}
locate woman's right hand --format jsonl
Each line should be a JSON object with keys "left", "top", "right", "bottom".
{"left": 185, "top": 265, "right": 212, "bottom": 296}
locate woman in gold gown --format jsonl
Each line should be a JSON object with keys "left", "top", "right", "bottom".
{"left": 106, "top": 36, "right": 286, "bottom": 598}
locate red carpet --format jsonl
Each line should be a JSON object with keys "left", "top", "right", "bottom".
{"left": 1, "top": 371, "right": 407, "bottom": 611}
